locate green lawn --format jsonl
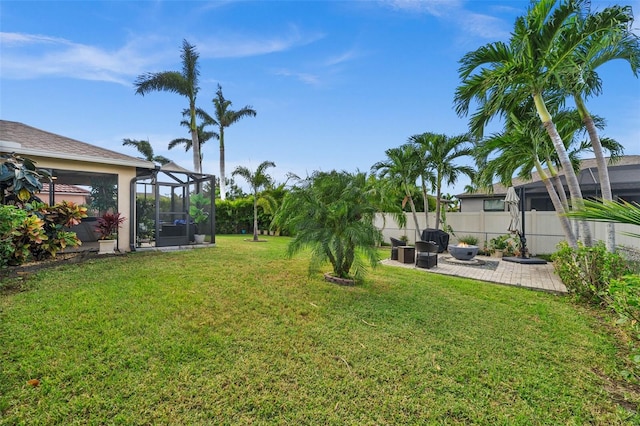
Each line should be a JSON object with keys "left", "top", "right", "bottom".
{"left": 1, "top": 235, "right": 637, "bottom": 424}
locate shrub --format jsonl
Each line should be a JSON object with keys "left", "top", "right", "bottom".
{"left": 0, "top": 205, "right": 28, "bottom": 268}
{"left": 553, "top": 241, "right": 629, "bottom": 304}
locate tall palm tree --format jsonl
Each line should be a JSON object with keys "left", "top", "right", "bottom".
{"left": 205, "top": 84, "right": 257, "bottom": 200}
{"left": 407, "top": 134, "right": 436, "bottom": 230}
{"left": 454, "top": 0, "right": 607, "bottom": 246}
{"left": 135, "top": 40, "right": 202, "bottom": 173}
{"left": 272, "top": 170, "right": 382, "bottom": 282}
{"left": 372, "top": 145, "right": 422, "bottom": 235}
{"left": 557, "top": 4, "right": 639, "bottom": 251}
{"left": 232, "top": 160, "right": 276, "bottom": 242}
{"left": 410, "top": 132, "right": 474, "bottom": 231}
{"left": 168, "top": 111, "right": 219, "bottom": 168}
{"left": 122, "top": 138, "right": 171, "bottom": 165}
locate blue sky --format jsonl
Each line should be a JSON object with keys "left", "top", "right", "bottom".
{"left": 1, "top": 0, "right": 639, "bottom": 196}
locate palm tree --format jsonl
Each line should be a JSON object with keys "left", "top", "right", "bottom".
{"left": 168, "top": 111, "right": 219, "bottom": 167}
{"left": 409, "top": 132, "right": 474, "bottom": 231}
{"left": 406, "top": 134, "right": 435, "bottom": 230}
{"left": 205, "top": 84, "right": 257, "bottom": 200}
{"left": 556, "top": 4, "right": 640, "bottom": 251}
{"left": 135, "top": 40, "right": 202, "bottom": 173}
{"left": 232, "top": 161, "right": 276, "bottom": 242}
{"left": 122, "top": 138, "right": 171, "bottom": 165}
{"left": 372, "top": 145, "right": 422, "bottom": 236}
{"left": 272, "top": 170, "right": 382, "bottom": 282}
{"left": 455, "top": 0, "right": 600, "bottom": 245}
{"left": 566, "top": 199, "right": 640, "bottom": 239}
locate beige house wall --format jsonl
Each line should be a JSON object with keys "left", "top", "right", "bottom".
{"left": 26, "top": 156, "right": 136, "bottom": 252}
{"left": 375, "top": 212, "right": 640, "bottom": 255}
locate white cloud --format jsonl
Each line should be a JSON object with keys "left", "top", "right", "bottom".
{"left": 273, "top": 69, "right": 320, "bottom": 86}
{"left": 0, "top": 32, "right": 155, "bottom": 85}
{"left": 196, "top": 25, "right": 325, "bottom": 58}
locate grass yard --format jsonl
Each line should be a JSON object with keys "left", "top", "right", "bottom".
{"left": 1, "top": 235, "right": 638, "bottom": 424}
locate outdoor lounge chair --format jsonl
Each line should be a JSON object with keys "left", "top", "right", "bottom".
{"left": 390, "top": 237, "right": 404, "bottom": 261}
{"left": 415, "top": 240, "right": 438, "bottom": 269}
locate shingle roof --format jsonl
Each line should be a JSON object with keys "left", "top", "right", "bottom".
{"left": 41, "top": 183, "right": 90, "bottom": 194}
{"left": 0, "top": 120, "right": 155, "bottom": 169}
{"left": 458, "top": 155, "right": 640, "bottom": 198}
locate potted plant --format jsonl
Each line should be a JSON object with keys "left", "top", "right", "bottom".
{"left": 489, "top": 234, "right": 514, "bottom": 258}
{"left": 95, "top": 212, "right": 125, "bottom": 254}
{"left": 189, "top": 193, "right": 210, "bottom": 244}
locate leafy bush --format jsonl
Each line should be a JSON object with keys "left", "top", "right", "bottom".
{"left": 0, "top": 205, "right": 28, "bottom": 268}
{"left": 215, "top": 198, "right": 254, "bottom": 234}
{"left": 553, "top": 241, "right": 629, "bottom": 304}
{"left": 95, "top": 212, "right": 125, "bottom": 240}
{"left": 489, "top": 234, "right": 517, "bottom": 256}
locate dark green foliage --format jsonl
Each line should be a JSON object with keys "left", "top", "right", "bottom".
{"left": 0, "top": 153, "right": 50, "bottom": 205}
{"left": 136, "top": 197, "right": 155, "bottom": 241}
{"left": 214, "top": 197, "right": 254, "bottom": 234}
{"left": 553, "top": 241, "right": 629, "bottom": 303}
{"left": 272, "top": 170, "right": 382, "bottom": 281}
{"left": 89, "top": 177, "right": 117, "bottom": 215}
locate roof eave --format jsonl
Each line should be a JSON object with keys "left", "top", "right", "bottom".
{"left": 1, "top": 146, "right": 155, "bottom": 169}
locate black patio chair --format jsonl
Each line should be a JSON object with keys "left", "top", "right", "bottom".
{"left": 390, "top": 237, "right": 404, "bottom": 261}
{"left": 415, "top": 240, "right": 438, "bottom": 269}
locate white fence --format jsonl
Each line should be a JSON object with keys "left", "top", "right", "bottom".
{"left": 375, "top": 211, "right": 639, "bottom": 255}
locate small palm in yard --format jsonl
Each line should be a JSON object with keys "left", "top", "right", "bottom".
{"left": 232, "top": 161, "right": 276, "bottom": 242}
{"left": 273, "top": 170, "right": 382, "bottom": 282}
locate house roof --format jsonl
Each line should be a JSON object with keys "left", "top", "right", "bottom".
{"left": 458, "top": 155, "right": 640, "bottom": 198}
{"left": 0, "top": 120, "right": 155, "bottom": 169}
{"left": 40, "top": 183, "right": 90, "bottom": 195}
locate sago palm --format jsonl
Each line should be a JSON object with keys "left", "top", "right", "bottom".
{"left": 272, "top": 170, "right": 382, "bottom": 282}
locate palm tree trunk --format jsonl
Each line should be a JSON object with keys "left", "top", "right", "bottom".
{"left": 533, "top": 93, "right": 592, "bottom": 246}
{"left": 434, "top": 184, "right": 442, "bottom": 231}
{"left": 575, "top": 94, "right": 615, "bottom": 252}
{"left": 546, "top": 160, "right": 569, "bottom": 210}
{"left": 404, "top": 184, "right": 421, "bottom": 238}
{"left": 219, "top": 128, "right": 226, "bottom": 200}
{"left": 535, "top": 161, "right": 577, "bottom": 248}
{"left": 189, "top": 105, "right": 201, "bottom": 174}
{"left": 253, "top": 195, "right": 259, "bottom": 241}
{"left": 421, "top": 180, "right": 430, "bottom": 229}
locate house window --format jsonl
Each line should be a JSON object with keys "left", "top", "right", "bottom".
{"left": 483, "top": 199, "right": 505, "bottom": 211}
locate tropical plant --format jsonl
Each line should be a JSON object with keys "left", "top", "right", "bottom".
{"left": 168, "top": 113, "right": 219, "bottom": 166}
{"left": 409, "top": 132, "right": 474, "bottom": 230}
{"left": 202, "top": 84, "right": 257, "bottom": 200}
{"left": 89, "top": 177, "right": 117, "bottom": 216}
{"left": 135, "top": 39, "right": 202, "bottom": 173}
{"left": 1, "top": 153, "right": 50, "bottom": 206}
{"left": 188, "top": 193, "right": 210, "bottom": 234}
{"left": 556, "top": 4, "right": 639, "bottom": 251}
{"left": 122, "top": 138, "right": 171, "bottom": 165}
{"left": 566, "top": 198, "right": 640, "bottom": 239}
{"left": 457, "top": 235, "right": 478, "bottom": 246}
{"left": 272, "top": 170, "right": 382, "bottom": 282}
{"left": 454, "top": 0, "right": 605, "bottom": 246}
{"left": 372, "top": 145, "right": 422, "bottom": 235}
{"left": 232, "top": 161, "right": 276, "bottom": 242}
{"left": 95, "top": 212, "right": 125, "bottom": 240}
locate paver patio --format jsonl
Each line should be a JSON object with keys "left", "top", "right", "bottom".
{"left": 381, "top": 254, "right": 567, "bottom": 294}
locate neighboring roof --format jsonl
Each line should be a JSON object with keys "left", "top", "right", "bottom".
{"left": 40, "top": 183, "right": 90, "bottom": 195}
{"left": 0, "top": 120, "right": 155, "bottom": 169}
{"left": 458, "top": 155, "right": 640, "bottom": 198}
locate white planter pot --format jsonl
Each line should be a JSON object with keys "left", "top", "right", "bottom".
{"left": 98, "top": 239, "right": 116, "bottom": 254}
{"left": 194, "top": 234, "right": 206, "bottom": 244}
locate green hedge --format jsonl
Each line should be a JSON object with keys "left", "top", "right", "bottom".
{"left": 215, "top": 197, "right": 274, "bottom": 235}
